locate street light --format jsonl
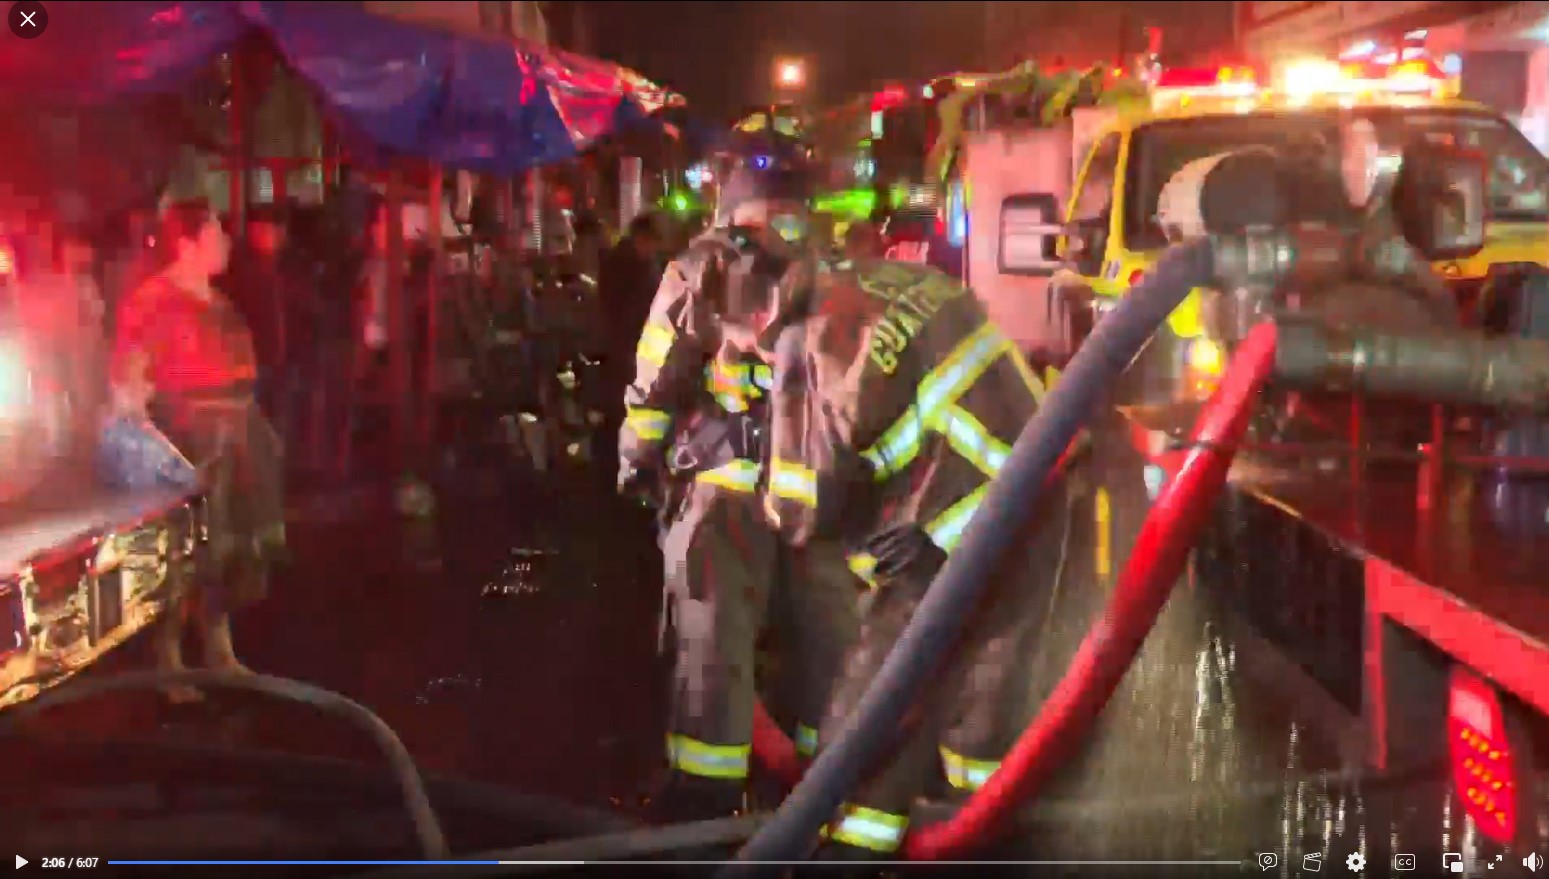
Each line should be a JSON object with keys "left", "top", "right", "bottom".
{"left": 775, "top": 57, "right": 806, "bottom": 90}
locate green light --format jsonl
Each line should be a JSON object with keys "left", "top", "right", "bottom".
{"left": 658, "top": 189, "right": 699, "bottom": 215}
{"left": 813, "top": 188, "right": 876, "bottom": 222}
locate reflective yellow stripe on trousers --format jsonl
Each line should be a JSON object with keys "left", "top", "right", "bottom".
{"left": 829, "top": 803, "right": 909, "bottom": 853}
{"left": 940, "top": 745, "right": 1000, "bottom": 791}
{"left": 795, "top": 723, "right": 819, "bottom": 757}
{"left": 666, "top": 733, "right": 751, "bottom": 780}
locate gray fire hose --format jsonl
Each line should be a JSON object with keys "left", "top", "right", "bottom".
{"left": 0, "top": 670, "right": 449, "bottom": 858}
{"left": 724, "top": 239, "right": 1220, "bottom": 870}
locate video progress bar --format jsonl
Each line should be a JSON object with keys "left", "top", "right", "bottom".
{"left": 107, "top": 860, "right": 1243, "bottom": 867}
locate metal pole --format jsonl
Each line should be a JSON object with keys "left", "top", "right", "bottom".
{"left": 618, "top": 156, "right": 643, "bottom": 231}
{"left": 228, "top": 46, "right": 250, "bottom": 230}
{"left": 501, "top": 179, "right": 518, "bottom": 252}
{"left": 384, "top": 170, "right": 409, "bottom": 465}
{"left": 424, "top": 165, "right": 444, "bottom": 449}
{"left": 525, "top": 168, "right": 545, "bottom": 254}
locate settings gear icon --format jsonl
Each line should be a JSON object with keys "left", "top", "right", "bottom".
{"left": 1345, "top": 852, "right": 1366, "bottom": 872}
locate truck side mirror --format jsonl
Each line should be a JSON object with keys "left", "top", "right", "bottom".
{"left": 1391, "top": 141, "right": 1487, "bottom": 262}
{"left": 999, "top": 193, "right": 1063, "bottom": 277}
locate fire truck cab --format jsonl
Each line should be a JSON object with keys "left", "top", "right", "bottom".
{"left": 959, "top": 54, "right": 1549, "bottom": 395}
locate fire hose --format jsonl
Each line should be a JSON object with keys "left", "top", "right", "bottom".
{"left": 0, "top": 669, "right": 450, "bottom": 859}
{"left": 735, "top": 265, "right": 1549, "bottom": 864}
{"left": 904, "top": 319, "right": 1277, "bottom": 859}
{"left": 726, "top": 239, "right": 1223, "bottom": 870}
{"left": 740, "top": 326, "right": 1279, "bottom": 861}
{"left": 748, "top": 435, "right": 1094, "bottom": 796}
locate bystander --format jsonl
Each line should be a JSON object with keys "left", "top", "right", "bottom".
{"left": 597, "top": 213, "right": 665, "bottom": 452}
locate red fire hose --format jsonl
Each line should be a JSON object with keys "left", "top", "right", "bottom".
{"left": 904, "top": 321, "right": 1280, "bottom": 859}
{"left": 745, "top": 322, "right": 1276, "bottom": 860}
{"left": 750, "top": 433, "right": 1099, "bottom": 789}
{"left": 752, "top": 701, "right": 802, "bottom": 784}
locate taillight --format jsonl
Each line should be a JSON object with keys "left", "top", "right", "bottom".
{"left": 1449, "top": 667, "right": 1517, "bottom": 843}
{"left": 1126, "top": 270, "right": 1145, "bottom": 287}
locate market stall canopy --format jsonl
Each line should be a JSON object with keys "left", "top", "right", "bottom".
{"left": 0, "top": 1, "right": 685, "bottom": 175}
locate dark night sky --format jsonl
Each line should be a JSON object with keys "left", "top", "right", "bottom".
{"left": 586, "top": 1, "right": 989, "bottom": 122}
{"left": 584, "top": 2, "right": 1237, "bottom": 122}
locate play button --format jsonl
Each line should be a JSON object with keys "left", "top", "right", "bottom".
{"left": 15, "top": 856, "right": 25, "bottom": 869}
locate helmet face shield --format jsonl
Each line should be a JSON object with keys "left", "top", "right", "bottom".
{"left": 712, "top": 129, "right": 814, "bottom": 227}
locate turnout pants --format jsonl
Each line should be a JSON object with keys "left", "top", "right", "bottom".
{"left": 819, "top": 492, "right": 1069, "bottom": 854}
{"left": 769, "top": 541, "right": 860, "bottom": 758}
{"left": 661, "top": 472, "right": 857, "bottom": 784}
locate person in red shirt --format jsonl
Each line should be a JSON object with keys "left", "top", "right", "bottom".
{"left": 112, "top": 198, "right": 286, "bottom": 703}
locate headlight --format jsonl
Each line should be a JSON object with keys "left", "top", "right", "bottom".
{"left": 1181, "top": 337, "right": 1225, "bottom": 401}
{"left": 1185, "top": 337, "right": 1225, "bottom": 375}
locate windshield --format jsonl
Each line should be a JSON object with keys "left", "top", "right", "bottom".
{"left": 1124, "top": 108, "right": 1549, "bottom": 251}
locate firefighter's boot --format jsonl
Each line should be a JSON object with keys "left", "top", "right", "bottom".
{"left": 645, "top": 772, "right": 745, "bottom": 825}
{"left": 811, "top": 840, "right": 895, "bottom": 877}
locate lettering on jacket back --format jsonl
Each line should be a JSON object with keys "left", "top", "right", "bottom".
{"left": 856, "top": 263, "right": 966, "bottom": 375}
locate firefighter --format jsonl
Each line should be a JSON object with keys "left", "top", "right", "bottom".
{"left": 618, "top": 127, "right": 855, "bottom": 822}
{"left": 759, "top": 257, "right": 1068, "bottom": 860}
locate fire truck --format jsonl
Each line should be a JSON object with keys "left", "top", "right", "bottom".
{"left": 806, "top": 81, "right": 970, "bottom": 257}
{"left": 942, "top": 51, "right": 1548, "bottom": 396}
{"left": 776, "top": 46, "right": 1549, "bottom": 864}
{"left": 920, "top": 47, "right": 1549, "bottom": 863}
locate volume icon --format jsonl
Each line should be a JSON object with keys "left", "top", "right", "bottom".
{"left": 1525, "top": 852, "right": 1544, "bottom": 873}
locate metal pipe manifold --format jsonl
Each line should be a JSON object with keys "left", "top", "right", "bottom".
{"left": 1273, "top": 319, "right": 1549, "bottom": 413}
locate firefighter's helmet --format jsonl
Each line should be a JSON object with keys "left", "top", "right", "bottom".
{"left": 711, "top": 121, "right": 814, "bottom": 229}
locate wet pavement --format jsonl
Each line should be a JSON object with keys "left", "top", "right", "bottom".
{"left": 1, "top": 418, "right": 1536, "bottom": 870}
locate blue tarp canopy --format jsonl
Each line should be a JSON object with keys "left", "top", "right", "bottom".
{"left": 0, "top": 1, "right": 683, "bottom": 175}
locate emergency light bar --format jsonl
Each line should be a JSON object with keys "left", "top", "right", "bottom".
{"left": 1151, "top": 66, "right": 1259, "bottom": 111}
{"left": 1277, "top": 54, "right": 1452, "bottom": 101}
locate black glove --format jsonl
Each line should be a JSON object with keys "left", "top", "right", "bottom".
{"left": 861, "top": 524, "right": 947, "bottom": 581}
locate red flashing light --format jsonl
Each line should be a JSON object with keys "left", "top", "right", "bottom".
{"left": 872, "top": 85, "right": 909, "bottom": 112}
{"left": 1449, "top": 668, "right": 1519, "bottom": 844}
{"left": 1155, "top": 66, "right": 1256, "bottom": 90}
